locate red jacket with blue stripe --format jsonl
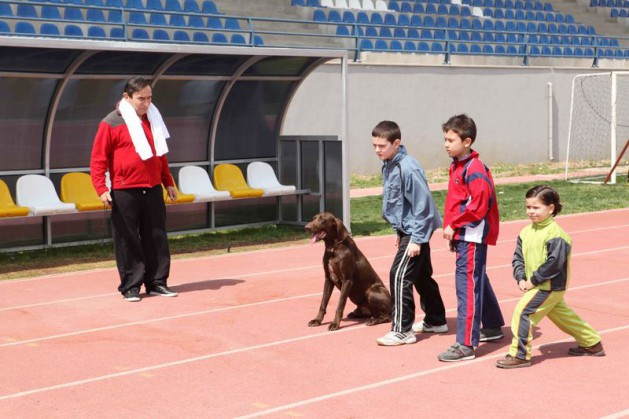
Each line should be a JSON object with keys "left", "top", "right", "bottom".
{"left": 443, "top": 151, "right": 499, "bottom": 245}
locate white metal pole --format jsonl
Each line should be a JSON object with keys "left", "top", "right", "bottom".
{"left": 565, "top": 75, "right": 578, "bottom": 180}
{"left": 341, "top": 53, "right": 350, "bottom": 228}
{"left": 548, "top": 82, "right": 554, "bottom": 161}
{"left": 611, "top": 72, "right": 618, "bottom": 184}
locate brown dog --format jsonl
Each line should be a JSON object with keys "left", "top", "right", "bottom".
{"left": 305, "top": 212, "right": 391, "bottom": 331}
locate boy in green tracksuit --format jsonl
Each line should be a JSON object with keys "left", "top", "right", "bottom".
{"left": 497, "top": 185, "right": 605, "bottom": 369}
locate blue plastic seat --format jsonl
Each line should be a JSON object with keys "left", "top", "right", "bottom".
{"left": 40, "top": 23, "right": 61, "bottom": 36}
{"left": 380, "top": 27, "right": 392, "bottom": 38}
{"left": 165, "top": 0, "right": 183, "bottom": 11}
{"left": 470, "top": 43, "right": 481, "bottom": 53}
{"left": 526, "top": 10, "right": 535, "bottom": 20}
{"left": 131, "top": 28, "right": 150, "bottom": 39}
{"left": 420, "top": 29, "right": 433, "bottom": 39}
{"left": 108, "top": 9, "right": 123, "bottom": 22}
{"left": 400, "top": 1, "right": 412, "bottom": 12}
{"left": 573, "top": 47, "right": 584, "bottom": 57}
{"left": 495, "top": 45, "right": 506, "bottom": 54}
{"left": 404, "top": 40, "right": 416, "bottom": 51}
{"left": 494, "top": 20, "right": 505, "bottom": 31}
{"left": 342, "top": 11, "right": 355, "bottom": 23}
{"left": 384, "top": 13, "right": 396, "bottom": 26}
{"left": 412, "top": 3, "right": 424, "bottom": 13}
{"left": 398, "top": 14, "right": 409, "bottom": 26}
{"left": 359, "top": 39, "right": 373, "bottom": 50}
{"left": 225, "top": 18, "right": 240, "bottom": 30}
{"left": 418, "top": 41, "right": 430, "bottom": 52}
{"left": 507, "top": 45, "right": 518, "bottom": 55}
{"left": 150, "top": 13, "right": 168, "bottom": 25}
{"left": 336, "top": 25, "right": 349, "bottom": 36}
{"left": 313, "top": 9, "right": 326, "bottom": 22}
{"left": 457, "top": 43, "right": 469, "bottom": 53}
{"left": 126, "top": 0, "right": 145, "bottom": 9}
{"left": 147, "top": 0, "right": 164, "bottom": 10}
{"left": 393, "top": 27, "right": 406, "bottom": 38}
{"left": 448, "top": 17, "right": 459, "bottom": 28}
{"left": 529, "top": 45, "right": 541, "bottom": 55}
{"left": 423, "top": 15, "right": 435, "bottom": 27}
{"left": 87, "top": 26, "right": 107, "bottom": 38}
{"left": 231, "top": 34, "right": 246, "bottom": 44}
{"left": 563, "top": 47, "right": 574, "bottom": 56}
{"left": 192, "top": 31, "right": 209, "bottom": 42}
{"left": 434, "top": 29, "right": 446, "bottom": 40}
{"left": 471, "top": 31, "right": 482, "bottom": 42}
{"left": 390, "top": 40, "right": 403, "bottom": 50}
{"left": 87, "top": 9, "right": 106, "bottom": 22}
{"left": 64, "top": 24, "right": 84, "bottom": 37}
{"left": 16, "top": 5, "right": 37, "bottom": 18}
{"left": 370, "top": 13, "right": 383, "bottom": 25}
{"left": 356, "top": 12, "right": 369, "bottom": 24}
{"left": 188, "top": 15, "right": 204, "bottom": 28}
{"left": 0, "top": 3, "right": 13, "bottom": 17}
{"left": 110, "top": 27, "right": 125, "bottom": 38}
{"left": 0, "top": 21, "right": 10, "bottom": 33}
{"left": 437, "top": 4, "right": 448, "bottom": 14}
{"left": 431, "top": 41, "right": 444, "bottom": 52}
{"left": 460, "top": 18, "right": 471, "bottom": 30}
{"left": 106, "top": 0, "right": 124, "bottom": 7}
{"left": 482, "top": 44, "right": 494, "bottom": 54}
{"left": 407, "top": 28, "right": 420, "bottom": 39}
{"left": 174, "top": 30, "right": 191, "bottom": 41}
{"left": 527, "top": 22, "right": 537, "bottom": 32}
{"left": 211, "top": 32, "right": 228, "bottom": 43}
{"left": 388, "top": 1, "right": 400, "bottom": 12}
{"left": 482, "top": 32, "right": 493, "bottom": 42}
{"left": 184, "top": 0, "right": 200, "bottom": 12}
{"left": 15, "top": 22, "right": 36, "bottom": 34}
{"left": 425, "top": 3, "right": 437, "bottom": 14}
{"left": 328, "top": 10, "right": 341, "bottom": 22}
{"left": 153, "top": 29, "right": 170, "bottom": 40}
{"left": 202, "top": 0, "right": 219, "bottom": 14}
{"left": 410, "top": 15, "right": 421, "bottom": 26}
{"left": 538, "top": 22, "right": 547, "bottom": 32}
{"left": 129, "top": 12, "right": 147, "bottom": 24}
{"left": 170, "top": 14, "right": 187, "bottom": 26}
{"left": 459, "top": 30, "right": 470, "bottom": 41}
{"left": 42, "top": 6, "right": 62, "bottom": 20}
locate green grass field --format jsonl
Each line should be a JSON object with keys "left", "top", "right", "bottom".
{"left": 1, "top": 177, "right": 627, "bottom": 280}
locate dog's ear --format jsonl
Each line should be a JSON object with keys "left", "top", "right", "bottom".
{"left": 335, "top": 217, "right": 349, "bottom": 241}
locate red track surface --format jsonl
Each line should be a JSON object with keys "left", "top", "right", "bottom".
{"left": 1, "top": 209, "right": 628, "bottom": 418}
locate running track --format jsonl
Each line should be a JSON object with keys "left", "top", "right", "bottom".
{"left": 1, "top": 209, "right": 628, "bottom": 418}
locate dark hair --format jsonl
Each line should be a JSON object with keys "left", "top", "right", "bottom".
{"left": 372, "top": 120, "right": 401, "bottom": 143}
{"left": 124, "top": 77, "right": 151, "bottom": 98}
{"left": 526, "top": 185, "right": 563, "bottom": 216}
{"left": 441, "top": 114, "right": 477, "bottom": 144}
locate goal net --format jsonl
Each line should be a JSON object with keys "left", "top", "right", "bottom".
{"left": 566, "top": 72, "right": 629, "bottom": 184}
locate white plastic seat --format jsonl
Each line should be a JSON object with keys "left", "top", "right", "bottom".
{"left": 335, "top": 0, "right": 350, "bottom": 8}
{"left": 375, "top": 0, "right": 388, "bottom": 11}
{"left": 362, "top": 0, "right": 375, "bottom": 10}
{"left": 16, "top": 175, "right": 76, "bottom": 216}
{"left": 349, "top": 0, "right": 362, "bottom": 8}
{"left": 246, "top": 162, "right": 297, "bottom": 197}
{"left": 178, "top": 166, "right": 231, "bottom": 202}
{"left": 321, "top": 0, "right": 334, "bottom": 7}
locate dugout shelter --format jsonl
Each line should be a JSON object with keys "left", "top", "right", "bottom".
{"left": 0, "top": 37, "right": 348, "bottom": 251}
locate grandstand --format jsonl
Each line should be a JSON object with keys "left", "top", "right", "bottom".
{"left": 1, "top": 0, "right": 628, "bottom": 251}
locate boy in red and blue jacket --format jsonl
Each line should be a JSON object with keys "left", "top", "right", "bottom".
{"left": 438, "top": 114, "right": 505, "bottom": 362}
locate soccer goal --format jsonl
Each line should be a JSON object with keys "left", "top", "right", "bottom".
{"left": 566, "top": 71, "right": 629, "bottom": 184}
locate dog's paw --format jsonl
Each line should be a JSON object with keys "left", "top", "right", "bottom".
{"left": 328, "top": 322, "right": 340, "bottom": 331}
{"left": 308, "top": 319, "right": 322, "bottom": 327}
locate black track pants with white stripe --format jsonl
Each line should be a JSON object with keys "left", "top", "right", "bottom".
{"left": 389, "top": 235, "right": 446, "bottom": 333}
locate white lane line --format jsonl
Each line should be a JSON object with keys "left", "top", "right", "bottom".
{"left": 235, "top": 324, "right": 629, "bottom": 419}
{"left": 0, "top": 279, "right": 627, "bottom": 401}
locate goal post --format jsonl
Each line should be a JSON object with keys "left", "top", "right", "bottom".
{"left": 565, "top": 71, "right": 629, "bottom": 184}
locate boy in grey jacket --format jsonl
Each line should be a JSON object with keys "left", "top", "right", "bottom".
{"left": 372, "top": 121, "right": 447, "bottom": 346}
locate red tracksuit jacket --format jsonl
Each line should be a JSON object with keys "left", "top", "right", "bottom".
{"left": 443, "top": 150, "right": 499, "bottom": 245}
{"left": 90, "top": 106, "right": 173, "bottom": 197}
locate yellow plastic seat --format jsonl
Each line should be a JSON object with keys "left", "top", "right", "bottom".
{"left": 61, "top": 172, "right": 107, "bottom": 211}
{"left": 0, "top": 179, "right": 29, "bottom": 217}
{"left": 162, "top": 176, "right": 195, "bottom": 205}
{"left": 213, "top": 164, "right": 264, "bottom": 199}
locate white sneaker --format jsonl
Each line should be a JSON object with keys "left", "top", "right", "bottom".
{"left": 376, "top": 331, "right": 417, "bottom": 346}
{"left": 412, "top": 321, "right": 449, "bottom": 333}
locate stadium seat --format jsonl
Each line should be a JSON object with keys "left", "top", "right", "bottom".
{"left": 214, "top": 164, "right": 264, "bottom": 199}
{"left": 87, "top": 8, "right": 106, "bottom": 22}
{"left": 15, "top": 22, "right": 36, "bottom": 35}
{"left": 60, "top": 173, "right": 107, "bottom": 211}
{"left": 153, "top": 29, "right": 170, "bottom": 40}
{"left": 225, "top": 18, "right": 240, "bottom": 30}
{"left": 400, "top": 1, "right": 412, "bottom": 12}
{"left": 108, "top": 9, "right": 123, "bottom": 23}
{"left": 328, "top": 10, "right": 342, "bottom": 22}
{"left": 65, "top": 24, "right": 84, "bottom": 37}
{"left": 42, "top": 6, "right": 62, "bottom": 20}
{"left": 192, "top": 31, "right": 209, "bottom": 42}
{"left": 362, "top": 0, "right": 375, "bottom": 10}
{"left": 87, "top": 26, "right": 107, "bottom": 38}
{"left": 170, "top": 14, "right": 187, "bottom": 26}
{"left": 359, "top": 39, "right": 373, "bottom": 50}
{"left": 380, "top": 27, "right": 392, "bottom": 38}
{"left": 0, "top": 179, "right": 29, "bottom": 218}
{"left": 418, "top": 41, "right": 430, "bottom": 52}
{"left": 150, "top": 13, "right": 168, "bottom": 26}
{"left": 64, "top": 8, "right": 84, "bottom": 21}
{"left": 178, "top": 166, "right": 231, "bottom": 202}
{"left": 335, "top": 0, "right": 350, "bottom": 8}
{"left": 375, "top": 39, "right": 388, "bottom": 50}
{"left": 41, "top": 23, "right": 61, "bottom": 36}
{"left": 207, "top": 16, "right": 222, "bottom": 29}
{"left": 188, "top": 15, "right": 204, "bottom": 27}
{"left": 147, "top": 0, "right": 164, "bottom": 10}
{"left": 253, "top": 35, "right": 264, "bottom": 46}
{"left": 0, "top": 21, "right": 9, "bottom": 33}
{"left": 174, "top": 30, "right": 191, "bottom": 41}
{"left": 231, "top": 34, "right": 246, "bottom": 44}
{"left": 16, "top": 175, "right": 76, "bottom": 216}
{"left": 336, "top": 25, "right": 350, "bottom": 36}
{"left": 184, "top": 0, "right": 201, "bottom": 12}
{"left": 162, "top": 177, "right": 195, "bottom": 205}
{"left": 404, "top": 40, "right": 417, "bottom": 51}
{"left": 165, "top": 0, "right": 183, "bottom": 12}
{"left": 16, "top": 4, "right": 37, "bottom": 18}
{"left": 212, "top": 32, "right": 228, "bottom": 43}
{"left": 127, "top": 0, "right": 145, "bottom": 9}
{"left": 110, "top": 27, "right": 125, "bottom": 38}
{"left": 384, "top": 13, "right": 396, "bottom": 26}
{"left": 375, "top": 0, "right": 388, "bottom": 11}
{"left": 129, "top": 12, "right": 148, "bottom": 24}
{"left": 370, "top": 13, "right": 382, "bottom": 25}
{"left": 246, "top": 162, "right": 297, "bottom": 197}
{"left": 201, "top": 0, "right": 220, "bottom": 14}
{"left": 106, "top": 0, "right": 124, "bottom": 7}
{"left": 342, "top": 11, "right": 355, "bottom": 23}
{"left": 131, "top": 28, "right": 150, "bottom": 39}
{"left": 431, "top": 42, "right": 444, "bottom": 52}
{"left": 0, "top": 3, "right": 12, "bottom": 17}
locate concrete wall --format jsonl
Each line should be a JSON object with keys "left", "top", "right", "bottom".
{"left": 282, "top": 60, "right": 607, "bottom": 175}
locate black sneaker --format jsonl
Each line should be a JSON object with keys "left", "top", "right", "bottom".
{"left": 480, "top": 328, "right": 504, "bottom": 342}
{"left": 123, "top": 289, "right": 141, "bottom": 302}
{"left": 147, "top": 284, "right": 178, "bottom": 297}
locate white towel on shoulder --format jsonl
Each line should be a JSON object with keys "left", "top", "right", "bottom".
{"left": 119, "top": 99, "right": 170, "bottom": 160}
